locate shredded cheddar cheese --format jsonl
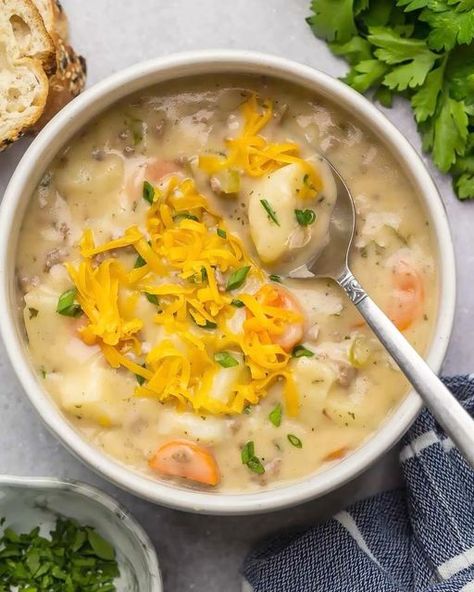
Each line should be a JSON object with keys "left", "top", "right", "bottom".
{"left": 64, "top": 175, "right": 301, "bottom": 416}
{"left": 198, "top": 94, "right": 321, "bottom": 197}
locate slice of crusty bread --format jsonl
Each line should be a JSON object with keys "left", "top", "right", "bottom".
{"left": 0, "top": 0, "right": 86, "bottom": 150}
{"left": 32, "top": 0, "right": 86, "bottom": 129}
{"left": 0, "top": 0, "right": 56, "bottom": 149}
{"left": 32, "top": 0, "right": 68, "bottom": 40}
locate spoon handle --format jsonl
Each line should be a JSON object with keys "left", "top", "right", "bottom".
{"left": 338, "top": 269, "right": 474, "bottom": 467}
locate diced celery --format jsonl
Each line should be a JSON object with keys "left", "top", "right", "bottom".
{"left": 215, "top": 169, "right": 241, "bottom": 194}
{"left": 348, "top": 335, "right": 372, "bottom": 368}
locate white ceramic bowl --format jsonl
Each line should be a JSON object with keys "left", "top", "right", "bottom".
{"left": 0, "top": 50, "right": 456, "bottom": 514}
{"left": 0, "top": 475, "right": 162, "bottom": 591}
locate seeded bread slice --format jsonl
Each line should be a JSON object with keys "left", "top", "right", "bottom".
{"left": 0, "top": 0, "right": 56, "bottom": 149}
{"left": 32, "top": 0, "right": 86, "bottom": 128}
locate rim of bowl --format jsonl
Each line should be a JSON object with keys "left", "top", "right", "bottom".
{"left": 0, "top": 50, "right": 456, "bottom": 515}
{"left": 0, "top": 475, "right": 162, "bottom": 590}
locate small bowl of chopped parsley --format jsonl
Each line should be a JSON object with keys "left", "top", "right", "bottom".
{"left": 0, "top": 475, "right": 162, "bottom": 592}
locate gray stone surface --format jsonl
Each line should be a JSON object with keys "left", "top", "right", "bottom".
{"left": 0, "top": 1, "right": 472, "bottom": 590}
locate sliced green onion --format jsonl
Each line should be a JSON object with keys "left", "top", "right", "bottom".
{"left": 231, "top": 299, "right": 245, "bottom": 308}
{"left": 130, "top": 118, "right": 144, "bottom": 145}
{"left": 295, "top": 209, "right": 316, "bottom": 226}
{"left": 143, "top": 181, "right": 155, "bottom": 204}
{"left": 226, "top": 266, "right": 250, "bottom": 291}
{"left": 134, "top": 254, "right": 146, "bottom": 268}
{"left": 292, "top": 344, "right": 314, "bottom": 358}
{"left": 241, "top": 441, "right": 255, "bottom": 465}
{"left": 192, "top": 317, "right": 217, "bottom": 330}
{"left": 247, "top": 457, "right": 265, "bottom": 474}
{"left": 173, "top": 211, "right": 199, "bottom": 222}
{"left": 260, "top": 199, "right": 280, "bottom": 226}
{"left": 56, "top": 288, "right": 82, "bottom": 317}
{"left": 269, "top": 403, "right": 282, "bottom": 427}
{"left": 136, "top": 365, "right": 147, "bottom": 386}
{"left": 269, "top": 274, "right": 282, "bottom": 283}
{"left": 287, "top": 434, "right": 303, "bottom": 448}
{"left": 241, "top": 442, "right": 266, "bottom": 474}
{"left": 303, "top": 174, "right": 316, "bottom": 191}
{"left": 217, "top": 228, "right": 227, "bottom": 239}
{"left": 145, "top": 293, "right": 159, "bottom": 305}
{"left": 214, "top": 351, "right": 239, "bottom": 368}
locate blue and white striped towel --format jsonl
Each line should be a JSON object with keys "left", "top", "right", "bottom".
{"left": 242, "top": 375, "right": 474, "bottom": 592}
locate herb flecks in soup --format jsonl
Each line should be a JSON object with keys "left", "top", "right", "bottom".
{"left": 18, "top": 76, "right": 437, "bottom": 492}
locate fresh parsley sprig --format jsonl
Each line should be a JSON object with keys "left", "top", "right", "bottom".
{"left": 307, "top": 0, "right": 474, "bottom": 200}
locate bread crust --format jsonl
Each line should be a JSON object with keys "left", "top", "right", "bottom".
{"left": 31, "top": 0, "right": 87, "bottom": 130}
{"left": 34, "top": 35, "right": 87, "bottom": 128}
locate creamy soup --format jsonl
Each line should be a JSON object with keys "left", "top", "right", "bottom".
{"left": 17, "top": 76, "right": 437, "bottom": 492}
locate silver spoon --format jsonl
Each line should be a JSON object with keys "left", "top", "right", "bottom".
{"left": 290, "top": 160, "right": 474, "bottom": 467}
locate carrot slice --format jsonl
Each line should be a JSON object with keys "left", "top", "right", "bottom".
{"left": 145, "top": 159, "right": 180, "bottom": 183}
{"left": 323, "top": 446, "right": 349, "bottom": 462}
{"left": 250, "top": 284, "right": 305, "bottom": 352}
{"left": 149, "top": 439, "right": 220, "bottom": 486}
{"left": 388, "top": 259, "right": 424, "bottom": 331}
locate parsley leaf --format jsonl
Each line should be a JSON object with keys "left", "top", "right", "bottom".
{"left": 420, "top": 4, "right": 474, "bottom": 51}
{"left": 329, "top": 36, "right": 373, "bottom": 65}
{"left": 307, "top": 0, "right": 357, "bottom": 43}
{"left": 456, "top": 173, "right": 474, "bottom": 199}
{"left": 411, "top": 58, "right": 447, "bottom": 122}
{"left": 396, "top": 0, "right": 430, "bottom": 11}
{"left": 368, "top": 27, "right": 438, "bottom": 90}
{"left": 433, "top": 94, "right": 469, "bottom": 171}
{"left": 344, "top": 59, "right": 388, "bottom": 92}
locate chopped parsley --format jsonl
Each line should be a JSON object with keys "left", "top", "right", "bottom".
{"left": 217, "top": 228, "right": 227, "bottom": 239}
{"left": 0, "top": 517, "right": 119, "bottom": 590}
{"left": 269, "top": 274, "right": 282, "bottom": 283}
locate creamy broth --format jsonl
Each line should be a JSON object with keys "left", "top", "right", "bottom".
{"left": 17, "top": 75, "right": 437, "bottom": 492}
